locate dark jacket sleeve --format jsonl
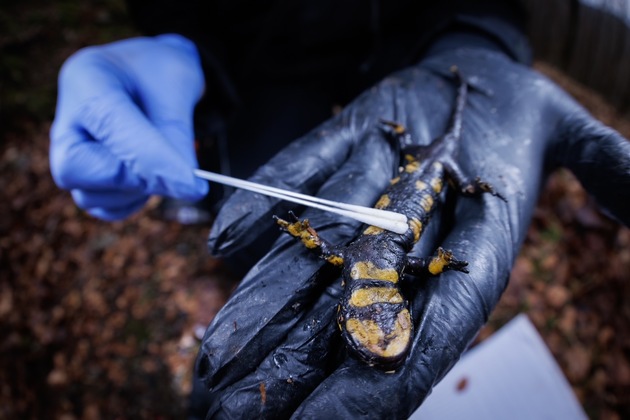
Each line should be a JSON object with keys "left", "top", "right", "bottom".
{"left": 123, "top": 0, "right": 531, "bottom": 117}
{"left": 126, "top": 0, "right": 240, "bottom": 114}
{"left": 126, "top": 0, "right": 209, "bottom": 42}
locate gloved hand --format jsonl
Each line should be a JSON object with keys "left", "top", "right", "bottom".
{"left": 50, "top": 34, "right": 208, "bottom": 220}
{"left": 195, "top": 44, "right": 630, "bottom": 418}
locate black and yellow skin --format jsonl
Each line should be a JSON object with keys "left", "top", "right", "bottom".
{"left": 275, "top": 69, "right": 503, "bottom": 370}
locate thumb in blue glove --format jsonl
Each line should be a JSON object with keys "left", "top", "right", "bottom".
{"left": 50, "top": 34, "right": 209, "bottom": 220}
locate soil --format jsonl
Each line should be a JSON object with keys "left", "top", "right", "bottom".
{"left": 1, "top": 1, "right": 629, "bottom": 418}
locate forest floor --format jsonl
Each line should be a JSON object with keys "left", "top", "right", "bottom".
{"left": 1, "top": 1, "right": 629, "bottom": 418}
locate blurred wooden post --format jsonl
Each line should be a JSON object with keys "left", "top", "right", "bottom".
{"left": 523, "top": 0, "right": 630, "bottom": 110}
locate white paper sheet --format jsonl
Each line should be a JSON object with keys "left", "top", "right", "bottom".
{"left": 410, "top": 314, "right": 587, "bottom": 420}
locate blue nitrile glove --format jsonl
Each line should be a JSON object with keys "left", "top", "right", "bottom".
{"left": 50, "top": 34, "right": 208, "bottom": 220}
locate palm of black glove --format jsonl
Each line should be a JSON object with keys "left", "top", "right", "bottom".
{"left": 194, "top": 48, "right": 630, "bottom": 419}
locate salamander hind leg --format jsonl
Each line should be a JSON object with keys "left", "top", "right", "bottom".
{"left": 463, "top": 177, "right": 506, "bottom": 202}
{"left": 379, "top": 119, "right": 414, "bottom": 175}
{"left": 380, "top": 119, "right": 412, "bottom": 149}
{"left": 443, "top": 158, "right": 506, "bottom": 202}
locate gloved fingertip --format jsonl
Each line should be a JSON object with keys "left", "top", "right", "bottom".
{"left": 194, "top": 177, "right": 210, "bottom": 198}
{"left": 87, "top": 199, "right": 147, "bottom": 221}
{"left": 154, "top": 33, "right": 199, "bottom": 58}
{"left": 167, "top": 177, "right": 209, "bottom": 203}
{"left": 87, "top": 208, "right": 132, "bottom": 222}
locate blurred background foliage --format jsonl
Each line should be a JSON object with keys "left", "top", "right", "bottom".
{"left": 0, "top": 0, "right": 134, "bottom": 133}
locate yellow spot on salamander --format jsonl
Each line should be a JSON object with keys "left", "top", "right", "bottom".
{"left": 431, "top": 177, "right": 443, "bottom": 194}
{"left": 390, "top": 176, "right": 400, "bottom": 185}
{"left": 405, "top": 160, "right": 420, "bottom": 173}
{"left": 421, "top": 194, "right": 434, "bottom": 212}
{"left": 326, "top": 255, "right": 344, "bottom": 266}
{"left": 415, "top": 180, "right": 428, "bottom": 191}
{"left": 428, "top": 248, "right": 453, "bottom": 275}
{"left": 363, "top": 225, "right": 384, "bottom": 235}
{"left": 345, "top": 309, "right": 411, "bottom": 359}
{"left": 350, "top": 261, "right": 399, "bottom": 283}
{"left": 394, "top": 124, "right": 406, "bottom": 135}
{"left": 404, "top": 154, "right": 415, "bottom": 162}
{"left": 428, "top": 258, "right": 445, "bottom": 275}
{"left": 374, "top": 194, "right": 390, "bottom": 210}
{"left": 303, "top": 237, "right": 320, "bottom": 249}
{"left": 349, "top": 287, "right": 403, "bottom": 307}
{"left": 432, "top": 161, "right": 443, "bottom": 171}
{"left": 409, "top": 218, "right": 423, "bottom": 243}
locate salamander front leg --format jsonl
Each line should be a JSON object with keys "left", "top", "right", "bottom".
{"left": 274, "top": 211, "right": 322, "bottom": 249}
{"left": 379, "top": 119, "right": 413, "bottom": 149}
{"left": 405, "top": 247, "right": 469, "bottom": 276}
{"left": 274, "top": 211, "right": 345, "bottom": 266}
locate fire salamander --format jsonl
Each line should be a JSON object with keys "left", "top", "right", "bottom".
{"left": 275, "top": 67, "right": 503, "bottom": 370}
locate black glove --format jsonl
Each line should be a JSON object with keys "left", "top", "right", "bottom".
{"left": 194, "top": 38, "right": 630, "bottom": 418}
